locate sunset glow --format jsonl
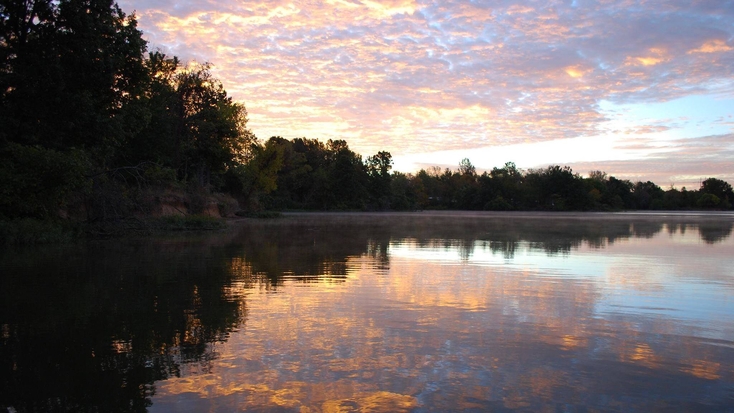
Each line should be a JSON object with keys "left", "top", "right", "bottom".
{"left": 146, "top": 220, "right": 734, "bottom": 411}
{"left": 118, "top": 0, "right": 734, "bottom": 187}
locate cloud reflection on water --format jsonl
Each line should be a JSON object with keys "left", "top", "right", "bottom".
{"left": 2, "top": 212, "right": 733, "bottom": 412}
{"left": 148, "top": 212, "right": 734, "bottom": 412}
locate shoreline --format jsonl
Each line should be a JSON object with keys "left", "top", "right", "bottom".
{"left": 268, "top": 209, "right": 734, "bottom": 222}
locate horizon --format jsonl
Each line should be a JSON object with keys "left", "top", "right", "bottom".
{"left": 118, "top": 0, "right": 734, "bottom": 187}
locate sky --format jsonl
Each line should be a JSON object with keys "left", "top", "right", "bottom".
{"left": 117, "top": 0, "right": 734, "bottom": 187}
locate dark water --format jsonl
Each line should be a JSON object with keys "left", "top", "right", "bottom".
{"left": 2, "top": 212, "right": 734, "bottom": 412}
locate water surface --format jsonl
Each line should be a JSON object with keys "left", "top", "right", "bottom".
{"left": 2, "top": 212, "right": 734, "bottom": 412}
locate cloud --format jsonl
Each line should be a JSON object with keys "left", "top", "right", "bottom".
{"left": 567, "top": 134, "right": 734, "bottom": 187}
{"left": 118, "top": 0, "right": 734, "bottom": 168}
{"left": 688, "top": 39, "right": 733, "bottom": 55}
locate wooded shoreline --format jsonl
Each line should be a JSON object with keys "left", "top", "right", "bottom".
{"left": 1, "top": 1, "right": 732, "bottom": 245}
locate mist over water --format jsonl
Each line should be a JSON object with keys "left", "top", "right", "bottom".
{"left": 2, "top": 212, "right": 733, "bottom": 412}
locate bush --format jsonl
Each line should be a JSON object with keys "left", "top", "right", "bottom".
{"left": 214, "top": 193, "right": 240, "bottom": 217}
{"left": 0, "top": 144, "right": 90, "bottom": 219}
{"left": 0, "top": 219, "right": 76, "bottom": 245}
{"left": 697, "top": 193, "right": 721, "bottom": 208}
{"left": 484, "top": 196, "right": 514, "bottom": 211}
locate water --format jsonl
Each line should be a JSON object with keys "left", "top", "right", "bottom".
{"left": 1, "top": 212, "right": 734, "bottom": 412}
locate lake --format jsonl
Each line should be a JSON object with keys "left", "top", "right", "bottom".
{"left": 1, "top": 211, "right": 734, "bottom": 412}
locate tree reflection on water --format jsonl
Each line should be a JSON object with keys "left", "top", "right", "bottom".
{"left": 1, "top": 239, "right": 245, "bottom": 412}
{"left": 0, "top": 212, "right": 732, "bottom": 412}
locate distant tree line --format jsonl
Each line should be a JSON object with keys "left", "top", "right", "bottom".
{"left": 259, "top": 137, "right": 733, "bottom": 212}
{"left": 1, "top": 1, "right": 732, "bottom": 223}
{"left": 409, "top": 161, "right": 734, "bottom": 212}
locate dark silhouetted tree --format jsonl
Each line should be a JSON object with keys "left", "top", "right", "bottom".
{"left": 700, "top": 178, "right": 733, "bottom": 209}
{"left": 366, "top": 151, "right": 393, "bottom": 209}
{"left": 458, "top": 158, "right": 476, "bottom": 176}
{"left": 632, "top": 181, "right": 664, "bottom": 210}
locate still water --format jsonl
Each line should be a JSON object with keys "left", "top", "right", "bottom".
{"left": 2, "top": 212, "right": 734, "bottom": 412}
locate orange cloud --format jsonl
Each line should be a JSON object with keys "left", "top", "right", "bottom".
{"left": 564, "top": 65, "right": 592, "bottom": 79}
{"left": 119, "top": 0, "right": 734, "bottom": 172}
{"left": 625, "top": 48, "right": 670, "bottom": 67}
{"left": 688, "top": 39, "right": 733, "bottom": 54}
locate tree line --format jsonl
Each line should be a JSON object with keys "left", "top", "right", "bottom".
{"left": 258, "top": 137, "right": 733, "bottom": 212}
{"left": 1, "top": 0, "right": 732, "bottom": 223}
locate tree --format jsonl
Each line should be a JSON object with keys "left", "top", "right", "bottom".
{"left": 366, "top": 151, "right": 393, "bottom": 179}
{"left": 224, "top": 138, "right": 283, "bottom": 210}
{"left": 114, "top": 51, "right": 180, "bottom": 167}
{"left": 700, "top": 178, "right": 733, "bottom": 209}
{"left": 697, "top": 193, "right": 721, "bottom": 209}
{"left": 526, "top": 165, "right": 589, "bottom": 211}
{"left": 603, "top": 176, "right": 634, "bottom": 210}
{"left": 262, "top": 137, "right": 311, "bottom": 209}
{"left": 1, "top": 0, "right": 148, "bottom": 153}
{"left": 171, "top": 63, "right": 255, "bottom": 187}
{"left": 0, "top": 0, "right": 57, "bottom": 146}
{"left": 632, "top": 181, "right": 664, "bottom": 210}
{"left": 326, "top": 140, "right": 368, "bottom": 209}
{"left": 389, "top": 172, "right": 418, "bottom": 210}
{"left": 0, "top": 0, "right": 150, "bottom": 218}
{"left": 366, "top": 151, "right": 393, "bottom": 209}
{"left": 0, "top": 144, "right": 90, "bottom": 218}
{"left": 1, "top": 0, "right": 273, "bottom": 219}
{"left": 488, "top": 162, "right": 523, "bottom": 208}
{"left": 458, "top": 158, "right": 476, "bottom": 176}
{"left": 588, "top": 170, "right": 607, "bottom": 182}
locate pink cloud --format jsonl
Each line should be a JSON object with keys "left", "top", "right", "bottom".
{"left": 117, "top": 0, "right": 734, "bottom": 167}
{"left": 569, "top": 134, "right": 734, "bottom": 187}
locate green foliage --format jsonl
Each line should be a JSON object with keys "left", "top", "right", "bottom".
{"left": 523, "top": 165, "right": 590, "bottom": 211}
{"left": 326, "top": 140, "right": 369, "bottom": 209}
{"left": 485, "top": 196, "right": 514, "bottom": 211}
{"left": 1, "top": 1, "right": 261, "bottom": 223}
{"left": 172, "top": 63, "right": 255, "bottom": 185}
{"left": 366, "top": 151, "right": 393, "bottom": 178}
{"left": 142, "top": 163, "right": 178, "bottom": 186}
{"left": 697, "top": 193, "right": 721, "bottom": 208}
{"left": 603, "top": 177, "right": 634, "bottom": 209}
{"left": 632, "top": 181, "right": 665, "bottom": 210}
{"left": 0, "top": 218, "right": 76, "bottom": 244}
{"left": 0, "top": 144, "right": 90, "bottom": 218}
{"left": 1, "top": 0, "right": 148, "bottom": 154}
{"left": 226, "top": 138, "right": 285, "bottom": 209}
{"left": 366, "top": 151, "right": 394, "bottom": 209}
{"left": 458, "top": 158, "right": 476, "bottom": 176}
{"left": 700, "top": 178, "right": 733, "bottom": 209}
{"left": 389, "top": 172, "right": 419, "bottom": 210}
{"left": 261, "top": 138, "right": 371, "bottom": 210}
